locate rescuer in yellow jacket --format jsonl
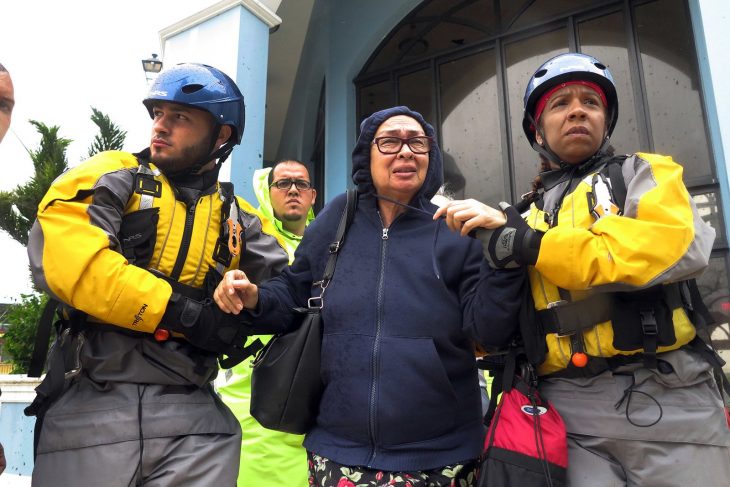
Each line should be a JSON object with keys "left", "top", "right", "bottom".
{"left": 25, "top": 63, "right": 288, "bottom": 486}
{"left": 437, "top": 53, "right": 730, "bottom": 486}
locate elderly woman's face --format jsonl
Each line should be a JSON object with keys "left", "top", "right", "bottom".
{"left": 370, "top": 115, "right": 429, "bottom": 203}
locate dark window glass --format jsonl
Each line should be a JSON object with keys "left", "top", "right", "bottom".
{"left": 457, "top": 0, "right": 495, "bottom": 34}
{"left": 398, "top": 68, "right": 434, "bottom": 124}
{"left": 505, "top": 28, "right": 568, "bottom": 198}
{"left": 420, "top": 21, "right": 487, "bottom": 56}
{"left": 507, "top": 0, "right": 599, "bottom": 33}
{"left": 439, "top": 49, "right": 502, "bottom": 202}
{"left": 578, "top": 11, "right": 641, "bottom": 154}
{"left": 417, "top": 0, "right": 455, "bottom": 18}
{"left": 359, "top": 79, "right": 394, "bottom": 124}
{"left": 363, "top": 0, "right": 495, "bottom": 75}
{"left": 635, "top": 0, "right": 712, "bottom": 182}
{"left": 366, "top": 24, "right": 427, "bottom": 73}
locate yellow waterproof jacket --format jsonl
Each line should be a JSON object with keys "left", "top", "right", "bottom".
{"left": 29, "top": 150, "right": 288, "bottom": 338}
{"left": 526, "top": 153, "right": 715, "bottom": 376}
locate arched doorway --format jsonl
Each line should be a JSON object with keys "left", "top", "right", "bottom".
{"left": 355, "top": 0, "right": 730, "bottom": 329}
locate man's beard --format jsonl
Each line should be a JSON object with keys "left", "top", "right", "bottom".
{"left": 151, "top": 137, "right": 211, "bottom": 176}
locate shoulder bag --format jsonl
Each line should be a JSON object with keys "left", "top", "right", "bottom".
{"left": 250, "top": 189, "right": 357, "bottom": 434}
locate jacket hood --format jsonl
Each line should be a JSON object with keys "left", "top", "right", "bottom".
{"left": 352, "top": 106, "right": 443, "bottom": 204}
{"left": 252, "top": 167, "right": 315, "bottom": 240}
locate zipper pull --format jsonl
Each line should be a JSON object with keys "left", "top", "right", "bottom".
{"left": 382, "top": 228, "right": 389, "bottom": 240}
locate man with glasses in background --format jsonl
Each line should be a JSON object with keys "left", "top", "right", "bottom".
{"left": 218, "top": 159, "right": 316, "bottom": 486}
{"left": 259, "top": 160, "right": 317, "bottom": 256}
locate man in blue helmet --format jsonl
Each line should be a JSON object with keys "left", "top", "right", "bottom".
{"left": 25, "top": 63, "right": 288, "bottom": 485}
{"left": 439, "top": 52, "right": 730, "bottom": 485}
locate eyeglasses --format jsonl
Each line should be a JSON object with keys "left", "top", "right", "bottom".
{"left": 270, "top": 178, "right": 313, "bottom": 191}
{"left": 372, "top": 136, "right": 432, "bottom": 154}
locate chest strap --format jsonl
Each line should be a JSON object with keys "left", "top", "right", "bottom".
{"left": 134, "top": 163, "right": 162, "bottom": 210}
{"left": 539, "top": 293, "right": 613, "bottom": 337}
{"left": 538, "top": 283, "right": 685, "bottom": 369}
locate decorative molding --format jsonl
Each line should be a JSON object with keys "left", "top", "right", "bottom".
{"left": 160, "top": 0, "right": 282, "bottom": 41}
{"left": 0, "top": 375, "right": 42, "bottom": 403}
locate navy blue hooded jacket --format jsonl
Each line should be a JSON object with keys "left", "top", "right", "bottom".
{"left": 249, "top": 106, "right": 524, "bottom": 470}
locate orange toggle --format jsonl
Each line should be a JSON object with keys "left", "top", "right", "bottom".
{"left": 227, "top": 219, "right": 242, "bottom": 256}
{"left": 154, "top": 328, "right": 170, "bottom": 342}
{"left": 571, "top": 352, "right": 588, "bottom": 368}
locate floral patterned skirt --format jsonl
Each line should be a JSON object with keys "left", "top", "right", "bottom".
{"left": 307, "top": 451, "right": 479, "bottom": 487}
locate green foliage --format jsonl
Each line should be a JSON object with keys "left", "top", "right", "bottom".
{"left": 87, "top": 106, "right": 127, "bottom": 157}
{"left": 0, "top": 108, "right": 126, "bottom": 372}
{"left": 0, "top": 120, "right": 71, "bottom": 246}
{"left": 2, "top": 293, "right": 49, "bottom": 374}
{"left": 0, "top": 107, "right": 126, "bottom": 247}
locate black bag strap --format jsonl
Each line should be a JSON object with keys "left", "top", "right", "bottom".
{"left": 27, "top": 298, "right": 60, "bottom": 377}
{"left": 219, "top": 336, "right": 265, "bottom": 369}
{"left": 320, "top": 189, "right": 357, "bottom": 289}
{"left": 685, "top": 278, "right": 715, "bottom": 329}
{"left": 213, "top": 182, "right": 237, "bottom": 268}
{"left": 480, "top": 347, "right": 526, "bottom": 427}
{"left": 605, "top": 157, "right": 627, "bottom": 211}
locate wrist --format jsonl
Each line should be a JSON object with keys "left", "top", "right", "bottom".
{"left": 161, "top": 293, "right": 202, "bottom": 334}
{"left": 516, "top": 229, "right": 543, "bottom": 266}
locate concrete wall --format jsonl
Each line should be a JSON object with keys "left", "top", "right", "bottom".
{"left": 0, "top": 375, "right": 42, "bottom": 485}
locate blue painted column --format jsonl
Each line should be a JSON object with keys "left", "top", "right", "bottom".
{"left": 160, "top": 0, "right": 281, "bottom": 204}
{"left": 690, "top": 0, "right": 730, "bottom": 242}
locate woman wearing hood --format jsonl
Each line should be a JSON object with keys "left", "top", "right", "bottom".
{"left": 215, "top": 106, "right": 524, "bottom": 485}
{"left": 439, "top": 53, "right": 730, "bottom": 485}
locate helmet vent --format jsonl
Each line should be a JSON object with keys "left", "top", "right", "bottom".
{"left": 534, "top": 69, "right": 548, "bottom": 78}
{"left": 594, "top": 62, "right": 607, "bottom": 70}
{"left": 182, "top": 84, "right": 204, "bottom": 94}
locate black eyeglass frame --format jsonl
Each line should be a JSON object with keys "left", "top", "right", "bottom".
{"left": 269, "top": 178, "right": 313, "bottom": 191}
{"left": 371, "top": 136, "right": 433, "bottom": 154}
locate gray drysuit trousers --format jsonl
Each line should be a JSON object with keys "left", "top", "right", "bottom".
{"left": 30, "top": 331, "right": 242, "bottom": 486}
{"left": 540, "top": 348, "right": 730, "bottom": 486}
{"left": 31, "top": 380, "right": 241, "bottom": 487}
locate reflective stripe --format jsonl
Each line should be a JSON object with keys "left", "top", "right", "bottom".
{"left": 137, "top": 164, "right": 160, "bottom": 210}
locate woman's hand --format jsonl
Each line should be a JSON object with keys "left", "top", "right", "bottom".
{"left": 433, "top": 199, "right": 507, "bottom": 236}
{"left": 214, "top": 269, "right": 259, "bottom": 314}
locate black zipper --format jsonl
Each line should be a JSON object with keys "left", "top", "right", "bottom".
{"left": 170, "top": 197, "right": 199, "bottom": 281}
{"left": 366, "top": 212, "right": 402, "bottom": 466}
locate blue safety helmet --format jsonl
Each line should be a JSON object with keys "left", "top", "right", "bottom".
{"left": 143, "top": 63, "right": 245, "bottom": 145}
{"left": 522, "top": 53, "right": 618, "bottom": 152}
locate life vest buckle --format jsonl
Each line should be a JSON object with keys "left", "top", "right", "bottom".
{"left": 546, "top": 300, "right": 574, "bottom": 336}
{"left": 639, "top": 309, "right": 658, "bottom": 336}
{"left": 134, "top": 173, "right": 162, "bottom": 197}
